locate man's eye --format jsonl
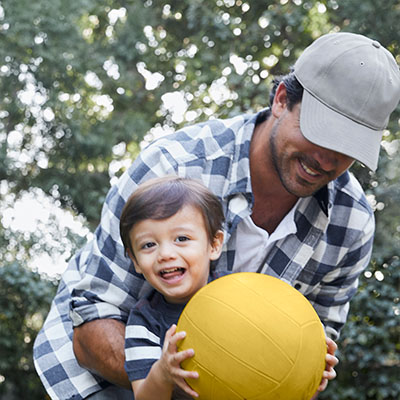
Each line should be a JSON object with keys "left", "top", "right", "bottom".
{"left": 176, "top": 236, "right": 189, "bottom": 242}
{"left": 142, "top": 242, "right": 156, "bottom": 249}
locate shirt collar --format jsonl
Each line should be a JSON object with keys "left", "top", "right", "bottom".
{"left": 225, "top": 109, "right": 267, "bottom": 199}
{"left": 314, "top": 171, "right": 350, "bottom": 217}
{"left": 314, "top": 184, "right": 330, "bottom": 217}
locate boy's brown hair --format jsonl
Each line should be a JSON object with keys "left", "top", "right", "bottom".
{"left": 120, "top": 176, "right": 225, "bottom": 257}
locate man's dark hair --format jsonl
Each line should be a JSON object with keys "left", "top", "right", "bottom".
{"left": 269, "top": 70, "right": 304, "bottom": 110}
{"left": 120, "top": 176, "right": 225, "bottom": 257}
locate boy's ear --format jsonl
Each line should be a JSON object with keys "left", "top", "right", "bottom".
{"left": 210, "top": 230, "right": 224, "bottom": 261}
{"left": 127, "top": 248, "right": 142, "bottom": 274}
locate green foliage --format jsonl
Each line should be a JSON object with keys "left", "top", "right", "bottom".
{"left": 0, "top": 0, "right": 399, "bottom": 398}
{"left": 0, "top": 263, "right": 56, "bottom": 399}
{"left": 0, "top": 0, "right": 340, "bottom": 227}
{"left": 320, "top": 257, "right": 400, "bottom": 400}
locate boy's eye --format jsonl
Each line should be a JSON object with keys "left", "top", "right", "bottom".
{"left": 176, "top": 236, "right": 190, "bottom": 242}
{"left": 142, "top": 242, "right": 156, "bottom": 249}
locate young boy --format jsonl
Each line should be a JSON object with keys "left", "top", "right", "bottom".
{"left": 119, "top": 176, "right": 225, "bottom": 400}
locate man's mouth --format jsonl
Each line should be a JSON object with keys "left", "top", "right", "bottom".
{"left": 300, "top": 160, "right": 320, "bottom": 177}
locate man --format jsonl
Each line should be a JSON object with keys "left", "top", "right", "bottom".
{"left": 34, "top": 32, "right": 400, "bottom": 400}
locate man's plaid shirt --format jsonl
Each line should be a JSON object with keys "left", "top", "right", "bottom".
{"left": 33, "top": 110, "right": 374, "bottom": 400}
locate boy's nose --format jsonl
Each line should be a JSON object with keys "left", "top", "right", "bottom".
{"left": 157, "top": 242, "right": 176, "bottom": 262}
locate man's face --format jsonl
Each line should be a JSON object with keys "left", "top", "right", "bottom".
{"left": 269, "top": 103, "right": 354, "bottom": 198}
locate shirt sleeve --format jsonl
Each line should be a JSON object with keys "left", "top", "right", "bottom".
{"left": 307, "top": 211, "right": 375, "bottom": 340}
{"left": 69, "top": 144, "right": 180, "bottom": 326}
{"left": 124, "top": 301, "right": 162, "bottom": 382}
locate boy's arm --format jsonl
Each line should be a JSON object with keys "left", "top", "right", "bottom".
{"left": 130, "top": 325, "right": 199, "bottom": 400}
{"left": 131, "top": 361, "right": 174, "bottom": 400}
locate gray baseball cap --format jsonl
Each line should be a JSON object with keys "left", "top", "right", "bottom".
{"left": 294, "top": 32, "right": 400, "bottom": 171}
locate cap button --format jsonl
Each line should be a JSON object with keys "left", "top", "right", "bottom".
{"left": 372, "top": 40, "right": 381, "bottom": 48}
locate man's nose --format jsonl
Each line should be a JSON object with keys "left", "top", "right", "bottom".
{"left": 312, "top": 147, "right": 340, "bottom": 172}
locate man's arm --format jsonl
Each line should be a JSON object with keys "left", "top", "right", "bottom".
{"left": 73, "top": 319, "right": 131, "bottom": 389}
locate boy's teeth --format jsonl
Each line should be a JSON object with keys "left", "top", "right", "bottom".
{"left": 161, "top": 267, "right": 182, "bottom": 276}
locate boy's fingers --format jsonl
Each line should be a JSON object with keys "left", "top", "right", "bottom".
{"left": 173, "top": 348, "right": 195, "bottom": 364}
{"left": 173, "top": 367, "right": 199, "bottom": 380}
{"left": 177, "top": 379, "right": 199, "bottom": 398}
{"left": 166, "top": 324, "right": 177, "bottom": 336}
{"left": 173, "top": 330, "right": 187, "bottom": 342}
{"left": 163, "top": 325, "right": 177, "bottom": 348}
{"left": 165, "top": 330, "right": 186, "bottom": 352}
{"left": 185, "top": 370, "right": 199, "bottom": 379}
{"left": 169, "top": 330, "right": 186, "bottom": 344}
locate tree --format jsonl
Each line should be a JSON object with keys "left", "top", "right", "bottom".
{"left": 0, "top": 262, "right": 56, "bottom": 399}
{"left": 0, "top": 0, "right": 399, "bottom": 398}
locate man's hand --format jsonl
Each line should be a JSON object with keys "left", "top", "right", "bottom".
{"left": 310, "top": 336, "right": 339, "bottom": 399}
{"left": 73, "top": 319, "right": 131, "bottom": 389}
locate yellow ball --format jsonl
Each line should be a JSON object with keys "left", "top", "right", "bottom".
{"left": 176, "top": 272, "right": 326, "bottom": 400}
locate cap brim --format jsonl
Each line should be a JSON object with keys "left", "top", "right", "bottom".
{"left": 300, "top": 90, "right": 382, "bottom": 171}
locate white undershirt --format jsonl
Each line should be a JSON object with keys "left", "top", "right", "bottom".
{"left": 232, "top": 200, "right": 299, "bottom": 273}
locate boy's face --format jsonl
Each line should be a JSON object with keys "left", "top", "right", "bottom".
{"left": 128, "top": 204, "right": 223, "bottom": 304}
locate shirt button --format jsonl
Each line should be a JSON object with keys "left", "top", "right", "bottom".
{"left": 294, "top": 283, "right": 302, "bottom": 290}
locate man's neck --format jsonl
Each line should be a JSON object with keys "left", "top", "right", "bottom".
{"left": 249, "top": 118, "right": 298, "bottom": 233}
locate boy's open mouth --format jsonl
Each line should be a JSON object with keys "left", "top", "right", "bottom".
{"left": 159, "top": 267, "right": 186, "bottom": 280}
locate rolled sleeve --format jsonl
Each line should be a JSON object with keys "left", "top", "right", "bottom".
{"left": 309, "top": 211, "right": 375, "bottom": 340}
{"left": 69, "top": 145, "right": 181, "bottom": 325}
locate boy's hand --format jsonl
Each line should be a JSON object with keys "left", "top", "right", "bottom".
{"left": 159, "top": 324, "right": 199, "bottom": 398}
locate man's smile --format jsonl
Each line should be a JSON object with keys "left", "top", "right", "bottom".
{"left": 300, "top": 160, "right": 320, "bottom": 177}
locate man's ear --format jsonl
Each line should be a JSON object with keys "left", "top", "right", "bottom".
{"left": 271, "top": 82, "right": 288, "bottom": 118}
{"left": 127, "top": 248, "right": 142, "bottom": 274}
{"left": 210, "top": 230, "right": 224, "bottom": 261}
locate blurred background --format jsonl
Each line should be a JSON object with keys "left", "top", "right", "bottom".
{"left": 0, "top": 0, "right": 399, "bottom": 399}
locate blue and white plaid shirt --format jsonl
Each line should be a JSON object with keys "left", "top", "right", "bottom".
{"left": 33, "top": 110, "right": 374, "bottom": 400}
